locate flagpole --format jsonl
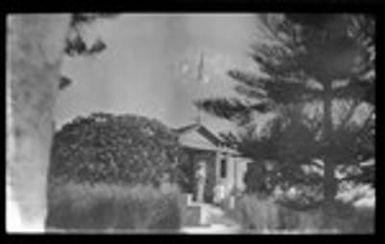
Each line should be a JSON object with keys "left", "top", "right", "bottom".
{"left": 196, "top": 49, "right": 205, "bottom": 125}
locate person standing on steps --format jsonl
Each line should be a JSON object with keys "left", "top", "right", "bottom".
{"left": 195, "top": 161, "right": 207, "bottom": 203}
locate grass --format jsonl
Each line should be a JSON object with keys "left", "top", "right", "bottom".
{"left": 46, "top": 181, "right": 182, "bottom": 232}
{"left": 225, "top": 194, "right": 374, "bottom": 234}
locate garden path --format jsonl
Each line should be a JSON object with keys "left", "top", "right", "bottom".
{"left": 181, "top": 203, "right": 241, "bottom": 234}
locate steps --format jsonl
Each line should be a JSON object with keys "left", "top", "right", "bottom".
{"left": 181, "top": 224, "right": 240, "bottom": 234}
{"left": 181, "top": 196, "right": 241, "bottom": 234}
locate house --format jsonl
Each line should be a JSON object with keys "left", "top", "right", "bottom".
{"left": 174, "top": 123, "right": 250, "bottom": 204}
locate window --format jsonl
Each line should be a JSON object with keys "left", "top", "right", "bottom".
{"left": 220, "top": 159, "right": 227, "bottom": 178}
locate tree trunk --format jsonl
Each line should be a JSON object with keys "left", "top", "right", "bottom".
{"left": 322, "top": 82, "right": 338, "bottom": 215}
{"left": 6, "top": 14, "right": 71, "bottom": 232}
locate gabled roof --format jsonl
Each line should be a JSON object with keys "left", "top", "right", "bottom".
{"left": 174, "top": 123, "right": 223, "bottom": 147}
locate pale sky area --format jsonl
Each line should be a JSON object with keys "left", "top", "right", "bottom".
{"left": 54, "top": 14, "right": 264, "bottom": 133}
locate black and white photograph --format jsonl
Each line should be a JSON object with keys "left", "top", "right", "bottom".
{"left": 6, "top": 13, "right": 375, "bottom": 234}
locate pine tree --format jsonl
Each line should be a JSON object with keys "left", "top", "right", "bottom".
{"left": 195, "top": 14, "right": 375, "bottom": 212}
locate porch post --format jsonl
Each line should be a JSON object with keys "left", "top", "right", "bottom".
{"left": 234, "top": 157, "right": 237, "bottom": 193}
{"left": 215, "top": 150, "right": 221, "bottom": 184}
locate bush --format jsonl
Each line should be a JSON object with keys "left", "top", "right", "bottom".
{"left": 350, "top": 206, "right": 375, "bottom": 233}
{"left": 228, "top": 194, "right": 325, "bottom": 233}
{"left": 229, "top": 194, "right": 280, "bottom": 231}
{"left": 322, "top": 200, "right": 375, "bottom": 233}
{"left": 49, "top": 113, "right": 181, "bottom": 186}
{"left": 46, "top": 182, "right": 182, "bottom": 232}
{"left": 227, "top": 194, "right": 374, "bottom": 233}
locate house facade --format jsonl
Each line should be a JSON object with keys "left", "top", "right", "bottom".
{"left": 175, "top": 123, "right": 249, "bottom": 203}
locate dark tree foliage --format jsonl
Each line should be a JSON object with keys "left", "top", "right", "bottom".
{"left": 196, "top": 14, "right": 374, "bottom": 120}
{"left": 64, "top": 14, "right": 117, "bottom": 57}
{"left": 195, "top": 14, "right": 375, "bottom": 208}
{"left": 49, "top": 113, "right": 182, "bottom": 186}
{"left": 243, "top": 163, "right": 272, "bottom": 195}
{"left": 59, "top": 14, "right": 118, "bottom": 90}
{"left": 227, "top": 106, "right": 323, "bottom": 189}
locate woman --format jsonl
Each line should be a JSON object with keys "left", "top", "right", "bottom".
{"left": 214, "top": 179, "right": 226, "bottom": 207}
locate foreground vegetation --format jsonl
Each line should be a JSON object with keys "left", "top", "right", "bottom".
{"left": 225, "top": 193, "right": 374, "bottom": 234}
{"left": 46, "top": 182, "right": 182, "bottom": 232}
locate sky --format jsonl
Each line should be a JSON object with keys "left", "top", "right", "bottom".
{"left": 54, "top": 14, "right": 263, "bottom": 133}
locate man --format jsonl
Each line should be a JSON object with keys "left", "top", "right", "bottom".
{"left": 195, "top": 161, "right": 206, "bottom": 203}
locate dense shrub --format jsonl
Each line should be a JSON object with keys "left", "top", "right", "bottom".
{"left": 49, "top": 113, "right": 181, "bottom": 186}
{"left": 176, "top": 151, "right": 195, "bottom": 193}
{"left": 46, "top": 182, "right": 182, "bottom": 232}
